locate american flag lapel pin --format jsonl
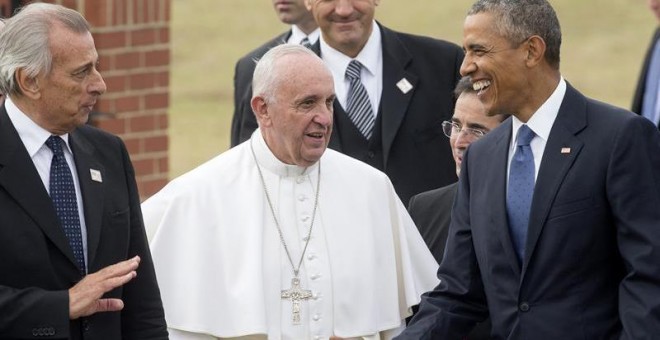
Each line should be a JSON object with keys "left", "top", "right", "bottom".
{"left": 561, "top": 147, "right": 571, "bottom": 154}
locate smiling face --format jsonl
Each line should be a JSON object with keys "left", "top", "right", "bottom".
{"left": 254, "top": 52, "right": 335, "bottom": 167}
{"left": 306, "top": 0, "right": 378, "bottom": 58}
{"left": 31, "top": 23, "right": 106, "bottom": 134}
{"left": 460, "top": 12, "right": 531, "bottom": 119}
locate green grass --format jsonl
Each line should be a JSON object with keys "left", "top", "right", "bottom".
{"left": 170, "top": 0, "right": 657, "bottom": 178}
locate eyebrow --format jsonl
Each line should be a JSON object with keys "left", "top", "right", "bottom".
{"left": 451, "top": 118, "right": 489, "bottom": 130}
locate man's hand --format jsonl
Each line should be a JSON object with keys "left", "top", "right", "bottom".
{"left": 68, "top": 256, "right": 141, "bottom": 319}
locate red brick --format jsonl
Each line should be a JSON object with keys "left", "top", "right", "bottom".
{"left": 133, "top": 158, "right": 155, "bottom": 176}
{"left": 144, "top": 135, "right": 168, "bottom": 152}
{"left": 156, "top": 112, "right": 168, "bottom": 129}
{"left": 123, "top": 137, "right": 140, "bottom": 155}
{"left": 158, "top": 156, "right": 169, "bottom": 174}
{"left": 84, "top": 0, "right": 109, "bottom": 27}
{"left": 103, "top": 75, "right": 128, "bottom": 93}
{"left": 162, "top": 0, "right": 170, "bottom": 22}
{"left": 116, "top": 95, "right": 141, "bottom": 112}
{"left": 115, "top": 51, "right": 141, "bottom": 70}
{"left": 93, "top": 31, "right": 127, "bottom": 50}
{"left": 133, "top": 0, "right": 144, "bottom": 24}
{"left": 154, "top": 70, "right": 169, "bottom": 87}
{"left": 157, "top": 27, "right": 169, "bottom": 44}
{"left": 131, "top": 28, "right": 156, "bottom": 46}
{"left": 112, "top": 0, "right": 128, "bottom": 26}
{"left": 95, "top": 98, "right": 114, "bottom": 114}
{"left": 145, "top": 49, "right": 169, "bottom": 67}
{"left": 129, "top": 73, "right": 155, "bottom": 90}
{"left": 139, "top": 178, "right": 168, "bottom": 199}
{"left": 145, "top": 93, "right": 168, "bottom": 110}
{"left": 128, "top": 115, "right": 156, "bottom": 133}
{"left": 98, "top": 55, "right": 113, "bottom": 72}
{"left": 95, "top": 117, "right": 126, "bottom": 135}
{"left": 60, "top": 0, "right": 78, "bottom": 10}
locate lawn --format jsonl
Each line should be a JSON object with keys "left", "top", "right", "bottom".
{"left": 169, "top": 0, "right": 656, "bottom": 178}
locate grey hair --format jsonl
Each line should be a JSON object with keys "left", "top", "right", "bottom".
{"left": 0, "top": 3, "right": 90, "bottom": 96}
{"left": 252, "top": 44, "right": 320, "bottom": 104}
{"left": 468, "top": 0, "right": 561, "bottom": 69}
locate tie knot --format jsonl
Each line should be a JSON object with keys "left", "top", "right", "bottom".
{"left": 516, "top": 125, "right": 535, "bottom": 146}
{"left": 300, "top": 37, "right": 312, "bottom": 49}
{"left": 345, "top": 60, "right": 363, "bottom": 80}
{"left": 46, "top": 136, "right": 65, "bottom": 156}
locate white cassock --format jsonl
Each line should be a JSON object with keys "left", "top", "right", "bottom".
{"left": 143, "top": 130, "right": 439, "bottom": 340}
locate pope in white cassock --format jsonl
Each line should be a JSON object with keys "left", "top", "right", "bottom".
{"left": 142, "top": 44, "right": 439, "bottom": 340}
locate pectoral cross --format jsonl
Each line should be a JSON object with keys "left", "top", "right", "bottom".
{"left": 281, "top": 277, "right": 313, "bottom": 324}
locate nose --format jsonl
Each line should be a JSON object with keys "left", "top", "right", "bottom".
{"left": 88, "top": 68, "right": 107, "bottom": 95}
{"left": 459, "top": 53, "right": 476, "bottom": 77}
{"left": 335, "top": 0, "right": 354, "bottom": 16}
{"left": 313, "top": 104, "right": 333, "bottom": 128}
{"left": 452, "top": 129, "right": 473, "bottom": 149}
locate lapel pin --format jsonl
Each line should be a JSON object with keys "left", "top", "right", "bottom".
{"left": 396, "top": 78, "right": 413, "bottom": 94}
{"left": 90, "top": 169, "right": 102, "bottom": 183}
{"left": 561, "top": 147, "right": 571, "bottom": 154}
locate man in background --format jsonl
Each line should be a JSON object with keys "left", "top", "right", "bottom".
{"left": 304, "top": 0, "right": 464, "bottom": 204}
{"left": 398, "top": 0, "right": 660, "bottom": 338}
{"left": 145, "top": 44, "right": 438, "bottom": 340}
{"left": 231, "top": 0, "right": 319, "bottom": 146}
{"left": 407, "top": 76, "right": 505, "bottom": 340}
{"left": 0, "top": 3, "right": 167, "bottom": 339}
{"left": 632, "top": 0, "right": 660, "bottom": 129}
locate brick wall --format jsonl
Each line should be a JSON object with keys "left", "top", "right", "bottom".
{"left": 42, "top": 0, "right": 171, "bottom": 199}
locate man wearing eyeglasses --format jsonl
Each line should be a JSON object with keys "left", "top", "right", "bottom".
{"left": 407, "top": 76, "right": 505, "bottom": 340}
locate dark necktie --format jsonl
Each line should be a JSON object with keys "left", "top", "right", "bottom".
{"left": 46, "top": 136, "right": 86, "bottom": 274}
{"left": 345, "top": 60, "right": 375, "bottom": 139}
{"left": 300, "top": 37, "right": 312, "bottom": 49}
{"left": 506, "top": 125, "right": 536, "bottom": 264}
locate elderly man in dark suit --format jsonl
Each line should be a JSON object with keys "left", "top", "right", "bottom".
{"left": 230, "top": 0, "right": 319, "bottom": 147}
{"left": 397, "top": 0, "right": 660, "bottom": 339}
{"left": 407, "top": 76, "right": 505, "bottom": 340}
{"left": 632, "top": 0, "right": 660, "bottom": 129}
{"left": 0, "top": 3, "right": 167, "bottom": 339}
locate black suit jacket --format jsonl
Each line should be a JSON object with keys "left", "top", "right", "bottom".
{"left": 398, "top": 84, "right": 660, "bottom": 339}
{"left": 230, "top": 24, "right": 463, "bottom": 204}
{"left": 408, "top": 182, "right": 491, "bottom": 340}
{"left": 632, "top": 26, "right": 660, "bottom": 129}
{"left": 0, "top": 105, "right": 167, "bottom": 339}
{"left": 230, "top": 30, "right": 290, "bottom": 147}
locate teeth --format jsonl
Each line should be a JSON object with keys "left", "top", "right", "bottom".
{"left": 472, "top": 80, "right": 491, "bottom": 92}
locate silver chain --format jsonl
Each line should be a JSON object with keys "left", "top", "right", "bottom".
{"left": 250, "top": 138, "right": 321, "bottom": 278}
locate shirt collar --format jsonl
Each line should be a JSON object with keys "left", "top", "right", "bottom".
{"left": 251, "top": 128, "right": 318, "bottom": 178}
{"left": 289, "top": 25, "right": 320, "bottom": 45}
{"left": 511, "top": 77, "right": 567, "bottom": 143}
{"left": 5, "top": 97, "right": 73, "bottom": 157}
{"left": 319, "top": 21, "right": 382, "bottom": 78}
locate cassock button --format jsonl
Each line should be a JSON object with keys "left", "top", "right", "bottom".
{"left": 313, "top": 314, "right": 321, "bottom": 321}
{"left": 519, "top": 302, "right": 530, "bottom": 312}
{"left": 301, "top": 215, "right": 310, "bottom": 222}
{"left": 307, "top": 254, "right": 316, "bottom": 260}
{"left": 314, "top": 336, "right": 321, "bottom": 340}
{"left": 313, "top": 292, "right": 322, "bottom": 300}
{"left": 296, "top": 177, "right": 305, "bottom": 184}
{"left": 311, "top": 273, "right": 321, "bottom": 280}
{"left": 298, "top": 195, "right": 307, "bottom": 202}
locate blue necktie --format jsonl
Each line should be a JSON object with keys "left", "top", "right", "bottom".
{"left": 642, "top": 39, "right": 660, "bottom": 125}
{"left": 345, "top": 60, "right": 375, "bottom": 139}
{"left": 507, "top": 125, "right": 536, "bottom": 264}
{"left": 46, "top": 136, "right": 86, "bottom": 274}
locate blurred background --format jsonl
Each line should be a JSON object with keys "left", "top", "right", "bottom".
{"left": 169, "top": 0, "right": 657, "bottom": 178}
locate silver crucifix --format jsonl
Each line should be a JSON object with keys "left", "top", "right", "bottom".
{"left": 281, "top": 277, "right": 313, "bottom": 324}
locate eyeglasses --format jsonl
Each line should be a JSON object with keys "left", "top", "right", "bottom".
{"left": 441, "top": 121, "right": 487, "bottom": 139}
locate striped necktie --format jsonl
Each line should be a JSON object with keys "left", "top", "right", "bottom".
{"left": 345, "top": 60, "right": 375, "bottom": 139}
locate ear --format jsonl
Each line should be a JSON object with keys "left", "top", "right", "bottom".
{"left": 374, "top": 0, "right": 381, "bottom": 6}
{"left": 16, "top": 68, "right": 41, "bottom": 99}
{"left": 305, "top": 0, "right": 313, "bottom": 11}
{"left": 251, "top": 96, "right": 272, "bottom": 127}
{"left": 524, "top": 35, "right": 546, "bottom": 68}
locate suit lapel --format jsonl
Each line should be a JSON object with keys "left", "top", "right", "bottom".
{"left": 69, "top": 130, "right": 105, "bottom": 269}
{"left": 487, "top": 121, "right": 522, "bottom": 277}
{"left": 379, "top": 25, "right": 418, "bottom": 167}
{"left": 521, "top": 85, "right": 587, "bottom": 276}
{"left": 0, "top": 106, "right": 80, "bottom": 268}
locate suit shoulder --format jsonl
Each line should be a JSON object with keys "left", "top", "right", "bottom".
{"left": 75, "top": 124, "right": 123, "bottom": 147}
{"left": 387, "top": 27, "right": 463, "bottom": 55}
{"left": 410, "top": 182, "right": 458, "bottom": 205}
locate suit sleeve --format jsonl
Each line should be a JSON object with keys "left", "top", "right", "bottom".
{"left": 0, "top": 286, "right": 70, "bottom": 338}
{"left": 116, "top": 137, "right": 169, "bottom": 339}
{"left": 608, "top": 116, "right": 660, "bottom": 338}
{"left": 396, "top": 148, "right": 488, "bottom": 340}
